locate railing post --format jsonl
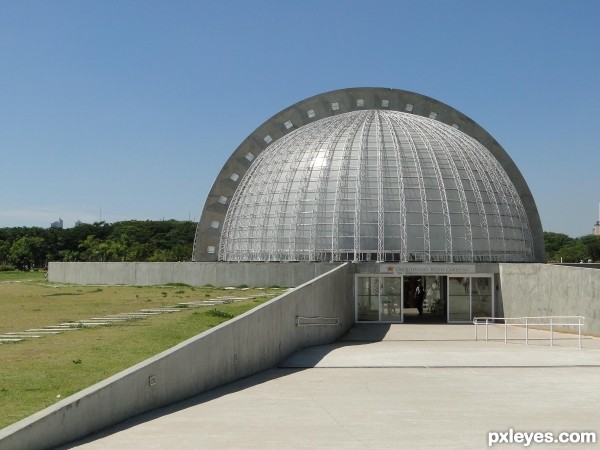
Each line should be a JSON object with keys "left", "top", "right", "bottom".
{"left": 550, "top": 317, "right": 553, "bottom": 347}
{"left": 475, "top": 319, "right": 478, "bottom": 341}
{"left": 525, "top": 317, "right": 528, "bottom": 346}
{"left": 485, "top": 318, "right": 489, "bottom": 342}
{"left": 579, "top": 317, "right": 582, "bottom": 350}
{"left": 504, "top": 320, "right": 507, "bottom": 344}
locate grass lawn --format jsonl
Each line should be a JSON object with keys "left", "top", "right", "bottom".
{"left": 0, "top": 271, "right": 283, "bottom": 430}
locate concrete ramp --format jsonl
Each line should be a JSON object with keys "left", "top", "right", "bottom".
{"left": 60, "top": 324, "right": 600, "bottom": 450}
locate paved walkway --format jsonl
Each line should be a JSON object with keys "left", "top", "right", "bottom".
{"left": 61, "top": 325, "right": 600, "bottom": 449}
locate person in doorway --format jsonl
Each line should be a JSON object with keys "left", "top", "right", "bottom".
{"left": 415, "top": 278, "right": 425, "bottom": 317}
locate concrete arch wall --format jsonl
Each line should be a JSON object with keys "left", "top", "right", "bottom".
{"left": 193, "top": 87, "right": 545, "bottom": 263}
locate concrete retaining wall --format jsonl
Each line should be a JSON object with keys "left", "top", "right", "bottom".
{"left": 499, "top": 263, "right": 600, "bottom": 336}
{"left": 0, "top": 263, "right": 355, "bottom": 450}
{"left": 48, "top": 261, "right": 342, "bottom": 287}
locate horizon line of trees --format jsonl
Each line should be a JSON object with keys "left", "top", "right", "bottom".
{"left": 0, "top": 222, "right": 598, "bottom": 271}
{"left": 543, "top": 232, "right": 600, "bottom": 263}
{"left": 0, "top": 220, "right": 196, "bottom": 270}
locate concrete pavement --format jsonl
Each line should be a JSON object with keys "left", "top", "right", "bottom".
{"left": 60, "top": 324, "right": 600, "bottom": 449}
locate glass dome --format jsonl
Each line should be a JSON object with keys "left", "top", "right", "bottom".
{"left": 219, "top": 109, "right": 534, "bottom": 263}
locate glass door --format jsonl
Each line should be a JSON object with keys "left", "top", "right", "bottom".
{"left": 448, "top": 276, "right": 471, "bottom": 322}
{"left": 471, "top": 276, "right": 493, "bottom": 319}
{"left": 356, "top": 275, "right": 403, "bottom": 322}
{"left": 423, "top": 275, "right": 445, "bottom": 318}
{"left": 356, "top": 276, "right": 380, "bottom": 321}
{"left": 381, "top": 276, "right": 402, "bottom": 322}
{"left": 447, "top": 276, "right": 493, "bottom": 323}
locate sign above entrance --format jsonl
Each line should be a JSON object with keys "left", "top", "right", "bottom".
{"left": 381, "top": 263, "right": 477, "bottom": 274}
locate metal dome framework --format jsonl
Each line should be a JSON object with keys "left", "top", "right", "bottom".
{"left": 193, "top": 87, "right": 545, "bottom": 263}
{"left": 218, "top": 110, "right": 533, "bottom": 263}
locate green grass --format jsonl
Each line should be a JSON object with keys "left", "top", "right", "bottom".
{"left": 0, "top": 270, "right": 46, "bottom": 282}
{"left": 0, "top": 271, "right": 282, "bottom": 429}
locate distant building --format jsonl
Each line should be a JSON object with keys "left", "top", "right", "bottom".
{"left": 50, "top": 218, "right": 64, "bottom": 229}
{"left": 593, "top": 221, "right": 600, "bottom": 236}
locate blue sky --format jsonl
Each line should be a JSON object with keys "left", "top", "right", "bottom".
{"left": 1, "top": 0, "right": 598, "bottom": 237}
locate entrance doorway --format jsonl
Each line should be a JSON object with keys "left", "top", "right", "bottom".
{"left": 355, "top": 273, "right": 494, "bottom": 324}
{"left": 403, "top": 275, "right": 446, "bottom": 323}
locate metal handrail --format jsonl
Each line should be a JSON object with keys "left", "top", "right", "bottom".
{"left": 473, "top": 316, "right": 585, "bottom": 349}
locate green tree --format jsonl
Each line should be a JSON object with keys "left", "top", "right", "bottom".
{"left": 63, "top": 222, "right": 113, "bottom": 254}
{"left": 58, "top": 249, "right": 80, "bottom": 262}
{"left": 0, "top": 240, "right": 10, "bottom": 264}
{"left": 78, "top": 236, "right": 104, "bottom": 261}
{"left": 0, "top": 220, "right": 196, "bottom": 267}
{"left": 556, "top": 242, "right": 587, "bottom": 263}
{"left": 169, "top": 243, "right": 193, "bottom": 261}
{"left": 103, "top": 239, "right": 127, "bottom": 262}
{"left": 124, "top": 242, "right": 153, "bottom": 261}
{"left": 580, "top": 235, "right": 600, "bottom": 262}
{"left": 8, "top": 236, "right": 48, "bottom": 269}
{"left": 544, "top": 232, "right": 574, "bottom": 258}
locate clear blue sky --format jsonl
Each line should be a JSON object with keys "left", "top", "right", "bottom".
{"left": 1, "top": 0, "right": 598, "bottom": 237}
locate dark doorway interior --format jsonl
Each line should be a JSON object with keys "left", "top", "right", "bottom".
{"left": 403, "top": 275, "right": 447, "bottom": 323}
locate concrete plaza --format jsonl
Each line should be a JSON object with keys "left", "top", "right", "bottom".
{"left": 61, "top": 324, "right": 600, "bottom": 449}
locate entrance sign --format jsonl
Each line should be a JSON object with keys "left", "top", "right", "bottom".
{"left": 380, "top": 263, "right": 476, "bottom": 274}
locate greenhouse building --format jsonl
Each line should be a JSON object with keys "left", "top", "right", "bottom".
{"left": 193, "top": 87, "right": 545, "bottom": 324}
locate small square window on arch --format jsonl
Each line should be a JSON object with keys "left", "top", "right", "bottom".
{"left": 210, "top": 220, "right": 220, "bottom": 229}
{"left": 331, "top": 102, "right": 339, "bottom": 111}
{"left": 263, "top": 135, "right": 273, "bottom": 144}
{"left": 218, "top": 196, "right": 228, "bottom": 204}
{"left": 307, "top": 109, "right": 316, "bottom": 118}
{"left": 207, "top": 246, "right": 216, "bottom": 254}
{"left": 452, "top": 123, "right": 460, "bottom": 129}
{"left": 356, "top": 99, "right": 364, "bottom": 107}
{"left": 405, "top": 104, "right": 414, "bottom": 112}
{"left": 284, "top": 120, "right": 293, "bottom": 129}
{"left": 429, "top": 112, "right": 437, "bottom": 119}
{"left": 381, "top": 99, "right": 389, "bottom": 107}
{"left": 230, "top": 173, "right": 239, "bottom": 182}
{"left": 245, "top": 152, "right": 254, "bottom": 161}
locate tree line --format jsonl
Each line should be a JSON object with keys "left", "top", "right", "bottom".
{"left": 0, "top": 220, "right": 196, "bottom": 270}
{"left": 0, "top": 221, "right": 598, "bottom": 271}
{"left": 543, "top": 232, "right": 600, "bottom": 263}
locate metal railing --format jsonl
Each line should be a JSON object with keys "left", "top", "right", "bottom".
{"left": 473, "top": 316, "right": 585, "bottom": 349}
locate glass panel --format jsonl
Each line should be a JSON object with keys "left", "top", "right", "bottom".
{"left": 472, "top": 277, "right": 493, "bottom": 319}
{"left": 381, "top": 277, "right": 402, "bottom": 322}
{"left": 448, "top": 276, "right": 471, "bottom": 322}
{"left": 423, "top": 276, "right": 445, "bottom": 317}
{"left": 357, "top": 277, "right": 379, "bottom": 321}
